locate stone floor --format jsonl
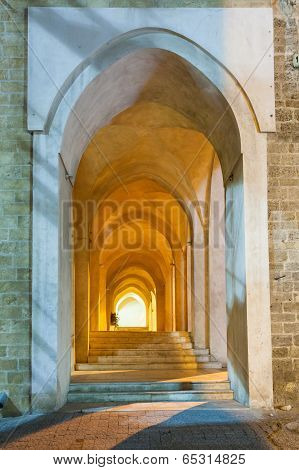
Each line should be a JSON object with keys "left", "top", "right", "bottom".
{"left": 0, "top": 400, "right": 298, "bottom": 450}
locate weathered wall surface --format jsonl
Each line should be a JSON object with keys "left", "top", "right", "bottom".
{"left": 268, "top": 1, "right": 299, "bottom": 407}
{"left": 0, "top": 0, "right": 298, "bottom": 414}
{"left": 0, "top": 0, "right": 31, "bottom": 415}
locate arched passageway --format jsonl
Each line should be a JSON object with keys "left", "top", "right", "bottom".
{"left": 32, "top": 38, "right": 273, "bottom": 410}
{"left": 72, "top": 50, "right": 229, "bottom": 370}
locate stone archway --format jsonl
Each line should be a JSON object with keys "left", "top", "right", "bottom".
{"left": 32, "top": 32, "right": 273, "bottom": 411}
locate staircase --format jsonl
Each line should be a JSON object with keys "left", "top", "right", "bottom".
{"left": 68, "top": 380, "right": 233, "bottom": 403}
{"left": 68, "top": 332, "right": 234, "bottom": 403}
{"left": 76, "top": 331, "right": 222, "bottom": 371}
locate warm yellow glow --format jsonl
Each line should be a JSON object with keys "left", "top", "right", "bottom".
{"left": 116, "top": 293, "right": 147, "bottom": 328}
{"left": 72, "top": 50, "right": 226, "bottom": 347}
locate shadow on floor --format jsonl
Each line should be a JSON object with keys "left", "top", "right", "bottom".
{"left": 0, "top": 401, "right": 272, "bottom": 450}
{"left": 111, "top": 402, "right": 271, "bottom": 450}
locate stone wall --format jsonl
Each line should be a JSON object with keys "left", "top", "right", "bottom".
{"left": 0, "top": 1, "right": 31, "bottom": 415}
{"left": 268, "top": 1, "right": 299, "bottom": 407}
{"left": 0, "top": 0, "right": 298, "bottom": 414}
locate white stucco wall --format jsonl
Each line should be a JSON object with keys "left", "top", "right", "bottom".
{"left": 28, "top": 7, "right": 275, "bottom": 132}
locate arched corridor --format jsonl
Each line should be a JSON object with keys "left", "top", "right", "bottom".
{"left": 72, "top": 50, "right": 229, "bottom": 375}
{"left": 32, "top": 36, "right": 273, "bottom": 410}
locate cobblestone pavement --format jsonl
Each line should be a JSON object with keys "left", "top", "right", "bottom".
{"left": 0, "top": 401, "right": 298, "bottom": 450}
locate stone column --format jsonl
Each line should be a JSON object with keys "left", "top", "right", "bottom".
{"left": 75, "top": 248, "right": 90, "bottom": 363}
{"left": 89, "top": 251, "right": 100, "bottom": 331}
{"left": 192, "top": 220, "right": 208, "bottom": 349}
{"left": 155, "top": 286, "right": 164, "bottom": 331}
{"left": 174, "top": 251, "right": 186, "bottom": 331}
{"left": 151, "top": 290, "right": 157, "bottom": 331}
{"left": 99, "top": 265, "right": 107, "bottom": 331}
{"left": 209, "top": 159, "right": 227, "bottom": 365}
{"left": 186, "top": 241, "right": 193, "bottom": 332}
{"left": 171, "top": 262, "right": 176, "bottom": 331}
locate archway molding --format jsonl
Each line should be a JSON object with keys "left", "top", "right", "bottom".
{"left": 32, "top": 29, "right": 273, "bottom": 411}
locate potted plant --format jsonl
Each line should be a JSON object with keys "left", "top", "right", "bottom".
{"left": 110, "top": 312, "right": 119, "bottom": 330}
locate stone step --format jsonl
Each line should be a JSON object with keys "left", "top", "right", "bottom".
{"left": 67, "top": 389, "right": 234, "bottom": 403}
{"left": 88, "top": 348, "right": 210, "bottom": 357}
{"left": 89, "top": 342, "right": 194, "bottom": 350}
{"left": 90, "top": 337, "right": 191, "bottom": 345}
{"left": 69, "top": 381, "right": 231, "bottom": 393}
{"left": 90, "top": 331, "right": 190, "bottom": 338}
{"left": 87, "top": 355, "right": 213, "bottom": 364}
{"left": 76, "top": 361, "right": 222, "bottom": 371}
